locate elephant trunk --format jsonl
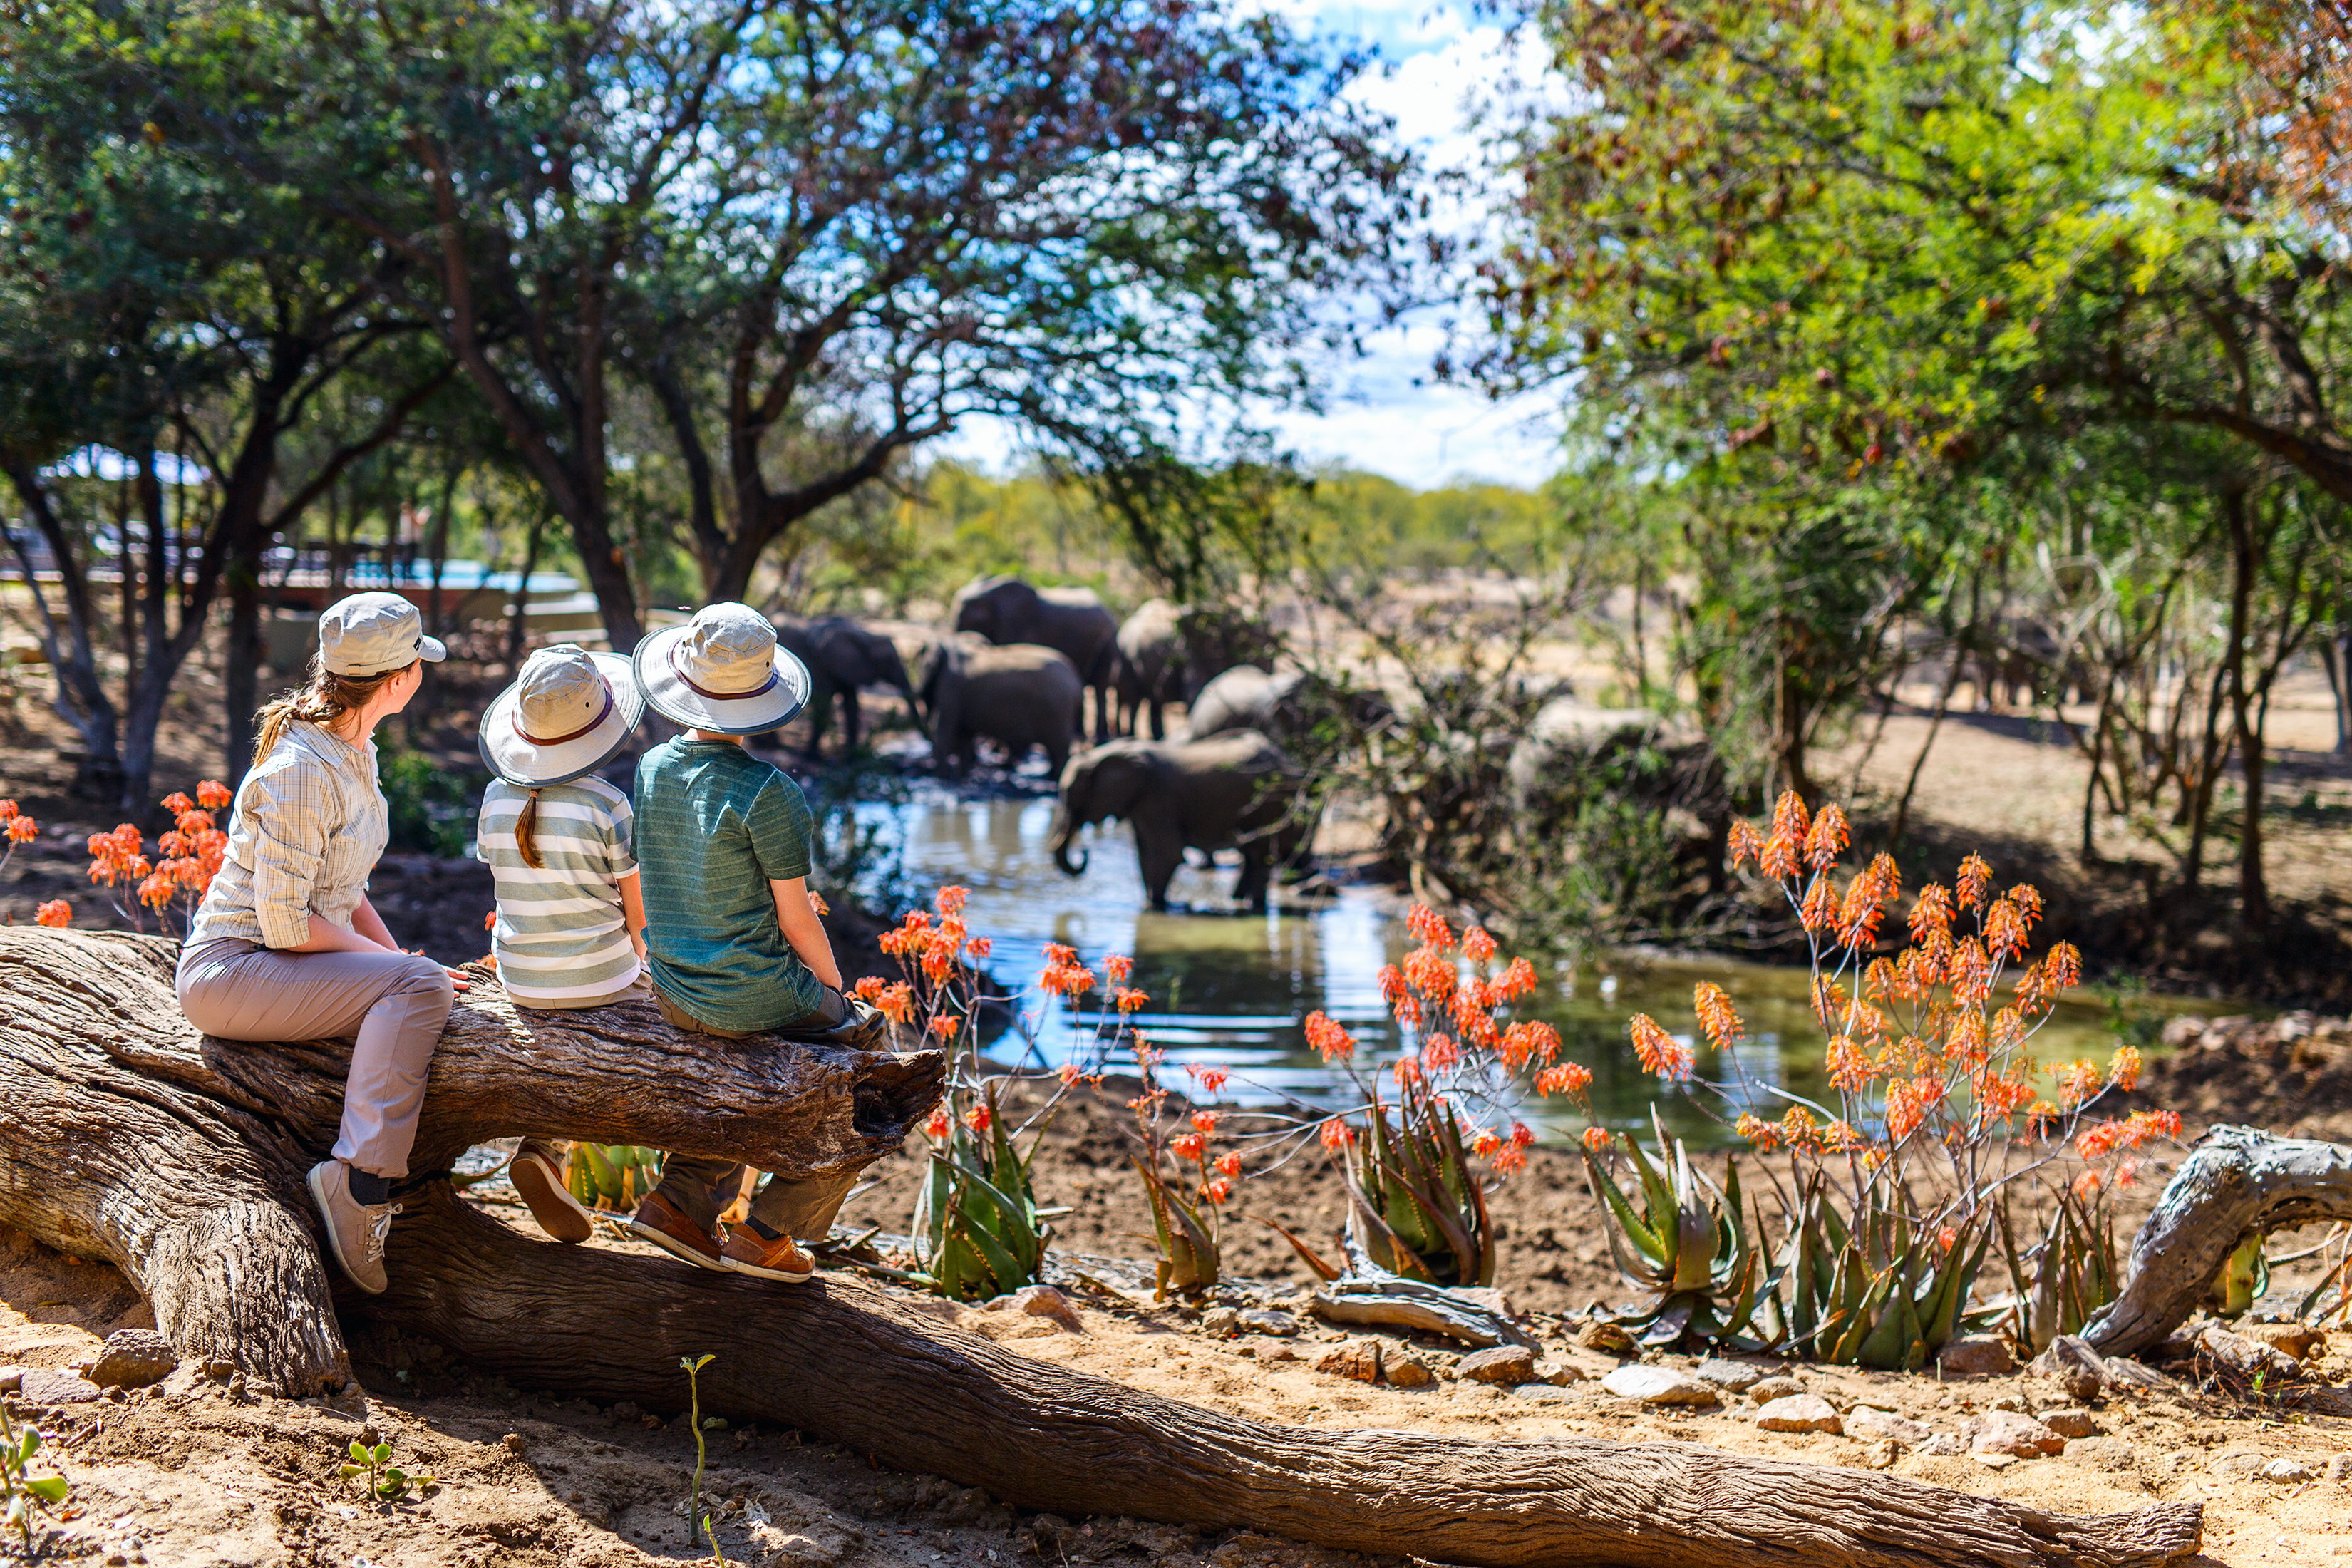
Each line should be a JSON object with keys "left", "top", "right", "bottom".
{"left": 1048, "top": 800, "right": 1089, "bottom": 877}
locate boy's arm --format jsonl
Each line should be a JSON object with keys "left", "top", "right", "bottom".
{"left": 619, "top": 870, "right": 648, "bottom": 959}
{"left": 771, "top": 876, "right": 842, "bottom": 991}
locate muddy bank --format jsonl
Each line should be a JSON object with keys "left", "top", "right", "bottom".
{"left": 2124, "top": 1013, "right": 2352, "bottom": 1144}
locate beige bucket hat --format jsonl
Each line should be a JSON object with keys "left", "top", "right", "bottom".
{"left": 480, "top": 644, "right": 645, "bottom": 785}
{"left": 320, "top": 592, "right": 447, "bottom": 677}
{"left": 632, "top": 602, "right": 811, "bottom": 735}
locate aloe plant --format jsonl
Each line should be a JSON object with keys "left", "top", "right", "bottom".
{"left": 1772, "top": 1175, "right": 1990, "bottom": 1371}
{"left": 1583, "top": 1111, "right": 1767, "bottom": 1348}
{"left": 568, "top": 1143, "right": 665, "bottom": 1210}
{"left": 1343, "top": 1075, "right": 1494, "bottom": 1288}
{"left": 1996, "top": 1184, "right": 2121, "bottom": 1353}
{"left": 1136, "top": 1158, "right": 1221, "bottom": 1298}
{"left": 911, "top": 1086, "right": 1050, "bottom": 1301}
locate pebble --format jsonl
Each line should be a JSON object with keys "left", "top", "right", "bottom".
{"left": 504, "top": 1432, "right": 528, "bottom": 1455}
{"left": 2038, "top": 1408, "right": 2096, "bottom": 1440}
{"left": 2260, "top": 1458, "right": 2314, "bottom": 1484}
{"left": 1458, "top": 1346, "right": 1537, "bottom": 1387}
{"left": 1314, "top": 1339, "right": 1383, "bottom": 1384}
{"left": 2328, "top": 1454, "right": 2352, "bottom": 1482}
{"left": 1845, "top": 1406, "right": 1934, "bottom": 1446}
{"left": 1745, "top": 1375, "right": 1808, "bottom": 1403}
{"left": 1241, "top": 1310, "right": 1298, "bottom": 1337}
{"left": 15, "top": 1368, "right": 101, "bottom": 1405}
{"left": 87, "top": 1330, "right": 177, "bottom": 1391}
{"left": 1857, "top": 1438, "right": 1901, "bottom": 1470}
{"left": 1937, "top": 1335, "right": 2016, "bottom": 1378}
{"left": 1386, "top": 1353, "right": 1436, "bottom": 1389}
{"left": 996, "top": 1285, "right": 1085, "bottom": 1334}
{"left": 2245, "top": 1322, "right": 2324, "bottom": 1361}
{"left": 1600, "top": 1366, "right": 1718, "bottom": 1407}
{"left": 1965, "top": 1410, "right": 2064, "bottom": 1458}
{"left": 1916, "top": 1433, "right": 1966, "bottom": 1456}
{"left": 1512, "top": 1384, "right": 1580, "bottom": 1405}
{"left": 1199, "top": 1308, "right": 1244, "bottom": 1339}
{"left": 2061, "top": 1435, "right": 2139, "bottom": 1471}
{"left": 1755, "top": 1393, "right": 1842, "bottom": 1434}
{"left": 1576, "top": 1320, "right": 1638, "bottom": 1356}
{"left": 1693, "top": 1358, "right": 1768, "bottom": 1393}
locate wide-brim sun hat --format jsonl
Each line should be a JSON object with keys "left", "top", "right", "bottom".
{"left": 634, "top": 602, "right": 812, "bottom": 736}
{"left": 480, "top": 644, "right": 646, "bottom": 785}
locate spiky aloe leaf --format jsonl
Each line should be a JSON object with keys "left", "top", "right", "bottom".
{"left": 1583, "top": 1143, "right": 1669, "bottom": 1274}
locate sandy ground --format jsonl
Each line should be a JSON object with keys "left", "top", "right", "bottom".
{"left": 6, "top": 1193, "right": 2352, "bottom": 1568}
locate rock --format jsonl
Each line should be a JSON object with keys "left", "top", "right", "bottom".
{"left": 1693, "top": 1358, "right": 1768, "bottom": 1393}
{"left": 1314, "top": 1338, "right": 1383, "bottom": 1383}
{"left": 1755, "top": 1393, "right": 1842, "bottom": 1434}
{"left": 2029, "top": 1334, "right": 2106, "bottom": 1403}
{"left": 1600, "top": 1366, "right": 1718, "bottom": 1407}
{"left": 1845, "top": 1406, "right": 1934, "bottom": 1446}
{"left": 1512, "top": 1384, "right": 1580, "bottom": 1405}
{"left": 1936, "top": 1335, "right": 2015, "bottom": 1377}
{"left": 2207, "top": 1448, "right": 2269, "bottom": 1477}
{"left": 2325, "top": 1453, "right": 2352, "bottom": 1481}
{"left": 1916, "top": 1433, "right": 1966, "bottom": 1456}
{"left": 1534, "top": 1358, "right": 1584, "bottom": 1386}
{"left": 2103, "top": 1357, "right": 2177, "bottom": 1391}
{"left": 1988, "top": 1394, "right": 2026, "bottom": 1413}
{"left": 1240, "top": 1310, "right": 1298, "bottom": 1337}
{"left": 2193, "top": 1323, "right": 2304, "bottom": 1383}
{"left": 0, "top": 1368, "right": 19, "bottom": 1395}
{"left": 87, "top": 1329, "right": 177, "bottom": 1391}
{"left": 1745, "top": 1375, "right": 1809, "bottom": 1403}
{"left": 1199, "top": 1307, "right": 1244, "bottom": 1339}
{"left": 1964, "top": 1410, "right": 2065, "bottom": 1458}
{"left": 1858, "top": 1438, "right": 1901, "bottom": 1470}
{"left": 1458, "top": 1346, "right": 1537, "bottom": 1387}
{"left": 16, "top": 1368, "right": 100, "bottom": 1405}
{"left": 504, "top": 1432, "right": 528, "bottom": 1455}
{"left": 2246, "top": 1321, "right": 2325, "bottom": 1360}
{"left": 996, "top": 1285, "right": 1084, "bottom": 1334}
{"left": 202, "top": 1358, "right": 236, "bottom": 1382}
{"left": 2062, "top": 1436, "right": 2139, "bottom": 1471}
{"left": 1386, "top": 1353, "right": 1435, "bottom": 1389}
{"left": 2260, "top": 1458, "right": 2314, "bottom": 1484}
{"left": 2038, "top": 1408, "right": 2096, "bottom": 1440}
{"left": 1577, "top": 1320, "right": 1637, "bottom": 1356}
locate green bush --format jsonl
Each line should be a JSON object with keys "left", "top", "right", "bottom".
{"left": 378, "top": 746, "right": 477, "bottom": 858}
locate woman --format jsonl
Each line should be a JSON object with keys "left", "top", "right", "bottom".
{"left": 177, "top": 591, "right": 465, "bottom": 1296}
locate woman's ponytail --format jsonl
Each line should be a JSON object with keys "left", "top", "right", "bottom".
{"left": 516, "top": 788, "right": 545, "bottom": 871}
{"left": 250, "top": 651, "right": 413, "bottom": 770}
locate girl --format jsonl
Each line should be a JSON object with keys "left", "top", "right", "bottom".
{"left": 474, "top": 642, "right": 650, "bottom": 1244}
{"left": 179, "top": 592, "right": 464, "bottom": 1295}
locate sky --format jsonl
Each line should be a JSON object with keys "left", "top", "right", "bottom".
{"left": 939, "top": 1, "right": 1571, "bottom": 493}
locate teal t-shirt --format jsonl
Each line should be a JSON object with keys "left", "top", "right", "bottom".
{"left": 633, "top": 736, "right": 823, "bottom": 1031}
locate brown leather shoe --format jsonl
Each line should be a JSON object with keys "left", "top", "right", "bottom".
{"left": 628, "top": 1190, "right": 726, "bottom": 1271}
{"left": 718, "top": 1226, "right": 815, "bottom": 1283}
{"left": 510, "top": 1140, "right": 594, "bottom": 1244}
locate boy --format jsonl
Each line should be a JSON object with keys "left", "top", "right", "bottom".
{"left": 627, "top": 602, "right": 877, "bottom": 1280}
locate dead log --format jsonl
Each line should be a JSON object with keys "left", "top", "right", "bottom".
{"left": 0, "top": 929, "right": 2204, "bottom": 1567}
{"left": 0, "top": 928, "right": 942, "bottom": 1395}
{"left": 2085, "top": 1124, "right": 2352, "bottom": 1357}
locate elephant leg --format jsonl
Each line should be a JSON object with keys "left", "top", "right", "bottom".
{"left": 1234, "top": 845, "right": 1274, "bottom": 912}
{"left": 1096, "top": 680, "right": 1115, "bottom": 746}
{"left": 1147, "top": 697, "right": 1166, "bottom": 742}
{"left": 842, "top": 688, "right": 862, "bottom": 753}
{"left": 804, "top": 692, "right": 832, "bottom": 761}
{"left": 1135, "top": 828, "right": 1183, "bottom": 912}
{"left": 1046, "top": 734, "right": 1070, "bottom": 779}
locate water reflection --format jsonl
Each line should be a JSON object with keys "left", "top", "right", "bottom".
{"left": 868, "top": 787, "right": 2232, "bottom": 1147}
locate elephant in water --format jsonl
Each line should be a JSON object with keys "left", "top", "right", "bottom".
{"left": 772, "top": 614, "right": 925, "bottom": 759}
{"left": 919, "top": 634, "right": 1082, "bottom": 779}
{"left": 951, "top": 575, "right": 1118, "bottom": 743}
{"left": 1047, "top": 730, "right": 1309, "bottom": 912}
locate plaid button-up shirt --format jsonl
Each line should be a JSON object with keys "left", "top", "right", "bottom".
{"left": 188, "top": 721, "right": 391, "bottom": 949}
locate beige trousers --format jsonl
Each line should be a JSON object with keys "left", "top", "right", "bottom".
{"left": 177, "top": 938, "right": 455, "bottom": 1178}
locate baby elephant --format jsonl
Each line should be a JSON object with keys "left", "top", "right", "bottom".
{"left": 1047, "top": 730, "right": 1309, "bottom": 912}
{"left": 920, "top": 633, "right": 1083, "bottom": 778}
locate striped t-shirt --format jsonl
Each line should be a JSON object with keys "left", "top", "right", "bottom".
{"left": 478, "top": 775, "right": 641, "bottom": 1003}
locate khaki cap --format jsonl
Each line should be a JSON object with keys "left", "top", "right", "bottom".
{"left": 319, "top": 592, "right": 447, "bottom": 678}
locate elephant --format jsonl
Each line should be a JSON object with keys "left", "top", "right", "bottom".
{"left": 771, "top": 614, "right": 926, "bottom": 759}
{"left": 1046, "top": 729, "right": 1310, "bottom": 912}
{"left": 1112, "top": 600, "right": 1276, "bottom": 738}
{"left": 1185, "top": 664, "right": 1393, "bottom": 746}
{"left": 951, "top": 574, "right": 1118, "bottom": 743}
{"left": 1113, "top": 598, "right": 1185, "bottom": 739}
{"left": 918, "top": 633, "right": 1083, "bottom": 779}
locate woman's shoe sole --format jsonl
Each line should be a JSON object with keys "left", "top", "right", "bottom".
{"left": 508, "top": 1152, "right": 595, "bottom": 1244}
{"left": 627, "top": 1219, "right": 728, "bottom": 1271}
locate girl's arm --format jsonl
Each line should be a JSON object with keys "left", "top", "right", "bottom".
{"left": 619, "top": 869, "right": 647, "bottom": 959}
{"left": 771, "top": 875, "right": 842, "bottom": 991}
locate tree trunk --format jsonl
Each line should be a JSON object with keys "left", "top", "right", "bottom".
{"left": 0, "top": 928, "right": 2204, "bottom": 1568}
{"left": 2085, "top": 1125, "right": 2352, "bottom": 1358}
{"left": 225, "top": 545, "right": 264, "bottom": 790}
{"left": 2, "top": 462, "right": 122, "bottom": 796}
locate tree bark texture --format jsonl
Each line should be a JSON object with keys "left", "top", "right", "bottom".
{"left": 2085, "top": 1125, "right": 2352, "bottom": 1357}
{"left": 0, "top": 930, "right": 2204, "bottom": 1568}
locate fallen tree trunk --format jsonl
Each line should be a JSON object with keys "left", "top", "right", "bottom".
{"left": 2085, "top": 1124, "right": 2352, "bottom": 1357}
{"left": 0, "top": 929, "right": 2204, "bottom": 1567}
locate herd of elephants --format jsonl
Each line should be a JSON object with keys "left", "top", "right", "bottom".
{"left": 772, "top": 573, "right": 1324, "bottom": 912}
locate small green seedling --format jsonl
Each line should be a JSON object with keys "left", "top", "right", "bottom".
{"left": 1, "top": 1405, "right": 70, "bottom": 1552}
{"left": 679, "top": 1353, "right": 725, "bottom": 1563}
{"left": 337, "top": 1438, "right": 435, "bottom": 1503}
